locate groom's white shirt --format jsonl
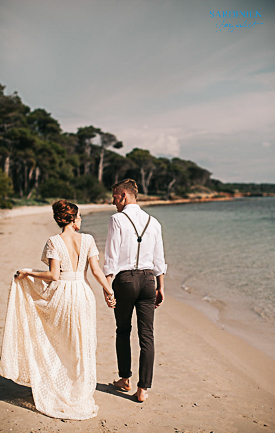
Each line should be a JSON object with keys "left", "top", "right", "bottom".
{"left": 103, "top": 204, "right": 167, "bottom": 277}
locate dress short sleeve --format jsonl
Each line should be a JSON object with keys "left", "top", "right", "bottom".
{"left": 41, "top": 238, "right": 61, "bottom": 266}
{"left": 87, "top": 235, "right": 99, "bottom": 260}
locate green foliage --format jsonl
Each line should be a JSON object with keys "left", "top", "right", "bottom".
{"left": 72, "top": 175, "right": 107, "bottom": 203}
{"left": 127, "top": 148, "right": 154, "bottom": 164}
{"left": 0, "top": 168, "right": 13, "bottom": 196}
{"left": 218, "top": 183, "right": 275, "bottom": 195}
{"left": 77, "top": 126, "right": 99, "bottom": 142}
{"left": 207, "top": 179, "right": 235, "bottom": 194}
{"left": 0, "top": 168, "right": 13, "bottom": 208}
{"left": 187, "top": 165, "right": 211, "bottom": 186}
{"left": 0, "top": 84, "right": 30, "bottom": 133}
{"left": 113, "top": 141, "right": 123, "bottom": 149}
{"left": 67, "top": 154, "right": 81, "bottom": 168}
{"left": 103, "top": 151, "right": 135, "bottom": 188}
{"left": 126, "top": 148, "right": 157, "bottom": 194}
{"left": 39, "top": 179, "right": 75, "bottom": 199}
{"left": 27, "top": 108, "right": 61, "bottom": 138}
{"left": 5, "top": 127, "right": 37, "bottom": 150}
{"left": 59, "top": 133, "right": 78, "bottom": 155}
{"left": 76, "top": 125, "right": 99, "bottom": 154}
{"left": 35, "top": 141, "right": 66, "bottom": 176}
{"left": 1, "top": 83, "right": 273, "bottom": 205}
{"left": 0, "top": 199, "right": 13, "bottom": 209}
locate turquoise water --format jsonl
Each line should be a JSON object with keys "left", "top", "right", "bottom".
{"left": 82, "top": 197, "right": 275, "bottom": 358}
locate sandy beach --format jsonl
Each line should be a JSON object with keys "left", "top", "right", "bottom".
{"left": 0, "top": 208, "right": 275, "bottom": 433}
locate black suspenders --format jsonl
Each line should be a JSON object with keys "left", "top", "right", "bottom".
{"left": 122, "top": 212, "right": 151, "bottom": 269}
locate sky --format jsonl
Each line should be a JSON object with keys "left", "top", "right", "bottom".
{"left": 0, "top": 0, "right": 274, "bottom": 183}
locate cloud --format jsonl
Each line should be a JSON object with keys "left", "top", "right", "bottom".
{"left": 262, "top": 141, "right": 271, "bottom": 148}
{"left": 115, "top": 127, "right": 181, "bottom": 157}
{"left": 0, "top": 0, "right": 274, "bottom": 183}
{"left": 148, "top": 90, "right": 275, "bottom": 138}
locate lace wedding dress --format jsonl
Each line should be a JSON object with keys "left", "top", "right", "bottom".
{"left": 0, "top": 233, "right": 99, "bottom": 420}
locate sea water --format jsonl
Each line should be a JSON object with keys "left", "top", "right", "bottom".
{"left": 81, "top": 197, "right": 275, "bottom": 359}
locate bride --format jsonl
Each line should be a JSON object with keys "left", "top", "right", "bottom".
{"left": 0, "top": 199, "right": 115, "bottom": 420}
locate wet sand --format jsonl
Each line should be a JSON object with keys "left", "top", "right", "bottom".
{"left": 0, "top": 208, "right": 275, "bottom": 433}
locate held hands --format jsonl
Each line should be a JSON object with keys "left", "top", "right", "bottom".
{"left": 103, "top": 289, "right": 116, "bottom": 308}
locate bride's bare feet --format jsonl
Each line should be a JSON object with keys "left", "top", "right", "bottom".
{"left": 113, "top": 377, "right": 132, "bottom": 391}
{"left": 134, "top": 387, "right": 148, "bottom": 402}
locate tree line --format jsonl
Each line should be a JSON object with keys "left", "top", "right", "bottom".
{"left": 0, "top": 85, "right": 274, "bottom": 208}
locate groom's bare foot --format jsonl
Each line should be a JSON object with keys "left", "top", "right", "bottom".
{"left": 113, "top": 377, "right": 132, "bottom": 391}
{"left": 134, "top": 387, "right": 148, "bottom": 402}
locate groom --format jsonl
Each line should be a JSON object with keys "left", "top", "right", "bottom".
{"left": 103, "top": 178, "right": 167, "bottom": 402}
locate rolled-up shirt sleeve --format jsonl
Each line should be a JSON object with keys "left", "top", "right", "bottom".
{"left": 153, "top": 225, "right": 167, "bottom": 276}
{"left": 103, "top": 216, "right": 121, "bottom": 276}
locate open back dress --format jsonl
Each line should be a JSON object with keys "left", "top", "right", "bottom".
{"left": 0, "top": 233, "right": 99, "bottom": 420}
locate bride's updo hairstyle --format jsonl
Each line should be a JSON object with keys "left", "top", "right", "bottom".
{"left": 52, "top": 199, "right": 78, "bottom": 228}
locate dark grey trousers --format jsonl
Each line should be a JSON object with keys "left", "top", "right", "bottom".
{"left": 113, "top": 269, "right": 156, "bottom": 388}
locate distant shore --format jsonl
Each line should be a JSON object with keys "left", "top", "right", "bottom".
{"left": 0, "top": 192, "right": 255, "bottom": 220}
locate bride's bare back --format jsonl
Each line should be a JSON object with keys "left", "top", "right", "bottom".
{"left": 59, "top": 232, "right": 82, "bottom": 272}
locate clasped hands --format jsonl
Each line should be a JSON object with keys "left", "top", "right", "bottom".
{"left": 103, "top": 290, "right": 116, "bottom": 308}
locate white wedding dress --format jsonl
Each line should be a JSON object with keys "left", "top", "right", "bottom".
{"left": 0, "top": 233, "right": 99, "bottom": 420}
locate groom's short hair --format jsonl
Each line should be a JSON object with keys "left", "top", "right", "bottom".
{"left": 112, "top": 178, "right": 138, "bottom": 198}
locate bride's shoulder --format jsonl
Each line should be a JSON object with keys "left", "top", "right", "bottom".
{"left": 47, "top": 234, "right": 60, "bottom": 243}
{"left": 82, "top": 233, "right": 96, "bottom": 243}
{"left": 81, "top": 233, "right": 98, "bottom": 251}
{"left": 41, "top": 235, "right": 61, "bottom": 263}
{"left": 81, "top": 232, "right": 92, "bottom": 238}
{"left": 43, "top": 234, "right": 61, "bottom": 249}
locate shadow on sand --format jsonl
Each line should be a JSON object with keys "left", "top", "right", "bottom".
{"left": 0, "top": 378, "right": 139, "bottom": 413}
{"left": 96, "top": 382, "right": 139, "bottom": 402}
{"left": 0, "top": 376, "right": 37, "bottom": 412}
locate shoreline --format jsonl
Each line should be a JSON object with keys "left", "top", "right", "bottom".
{"left": 2, "top": 192, "right": 273, "bottom": 221}
{"left": 165, "top": 274, "right": 275, "bottom": 362}
{"left": 1, "top": 208, "right": 275, "bottom": 431}
{"left": 0, "top": 194, "right": 242, "bottom": 220}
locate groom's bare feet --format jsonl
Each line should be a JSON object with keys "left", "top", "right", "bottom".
{"left": 113, "top": 377, "right": 132, "bottom": 391}
{"left": 134, "top": 387, "right": 148, "bottom": 402}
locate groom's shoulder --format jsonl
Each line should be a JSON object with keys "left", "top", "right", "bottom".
{"left": 141, "top": 209, "right": 161, "bottom": 228}
{"left": 109, "top": 212, "right": 123, "bottom": 225}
